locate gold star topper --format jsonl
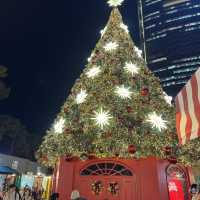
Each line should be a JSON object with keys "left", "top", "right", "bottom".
{"left": 107, "top": 0, "right": 125, "bottom": 7}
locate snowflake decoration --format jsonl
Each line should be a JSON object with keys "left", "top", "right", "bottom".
{"left": 91, "top": 108, "right": 113, "bottom": 129}
{"left": 163, "top": 92, "right": 172, "bottom": 106}
{"left": 88, "top": 53, "right": 94, "bottom": 62}
{"left": 115, "top": 85, "right": 132, "bottom": 99}
{"left": 86, "top": 66, "right": 101, "bottom": 79}
{"left": 147, "top": 112, "right": 167, "bottom": 132}
{"left": 108, "top": 0, "right": 125, "bottom": 7}
{"left": 75, "top": 89, "right": 88, "bottom": 104}
{"left": 124, "top": 62, "right": 139, "bottom": 75}
{"left": 100, "top": 26, "right": 107, "bottom": 36}
{"left": 134, "top": 46, "right": 143, "bottom": 58}
{"left": 120, "top": 23, "right": 129, "bottom": 33}
{"left": 54, "top": 118, "right": 65, "bottom": 134}
{"left": 104, "top": 42, "right": 119, "bottom": 51}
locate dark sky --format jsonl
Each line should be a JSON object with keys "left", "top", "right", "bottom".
{"left": 0, "top": 0, "right": 139, "bottom": 135}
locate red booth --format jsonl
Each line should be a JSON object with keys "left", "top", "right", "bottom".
{"left": 52, "top": 156, "right": 191, "bottom": 200}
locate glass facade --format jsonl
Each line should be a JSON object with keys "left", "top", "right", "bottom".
{"left": 138, "top": 0, "right": 200, "bottom": 96}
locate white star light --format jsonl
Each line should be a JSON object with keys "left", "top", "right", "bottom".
{"left": 75, "top": 90, "right": 88, "bottom": 104}
{"left": 124, "top": 62, "right": 139, "bottom": 75}
{"left": 100, "top": 26, "right": 107, "bottom": 36}
{"left": 108, "top": 0, "right": 124, "bottom": 7}
{"left": 147, "top": 112, "right": 167, "bottom": 132}
{"left": 87, "top": 53, "right": 94, "bottom": 62}
{"left": 91, "top": 108, "right": 113, "bottom": 129}
{"left": 54, "top": 118, "right": 65, "bottom": 134}
{"left": 120, "top": 23, "right": 129, "bottom": 33}
{"left": 163, "top": 92, "right": 172, "bottom": 106}
{"left": 104, "top": 42, "right": 119, "bottom": 51}
{"left": 86, "top": 66, "right": 101, "bottom": 79}
{"left": 134, "top": 46, "right": 143, "bottom": 58}
{"left": 115, "top": 85, "right": 132, "bottom": 99}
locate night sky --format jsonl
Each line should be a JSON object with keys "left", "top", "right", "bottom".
{"left": 0, "top": 0, "right": 139, "bottom": 136}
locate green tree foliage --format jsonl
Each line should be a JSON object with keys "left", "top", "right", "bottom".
{"left": 37, "top": 8, "right": 200, "bottom": 167}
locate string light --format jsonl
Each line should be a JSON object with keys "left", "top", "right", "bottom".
{"left": 120, "top": 23, "right": 129, "bottom": 33}
{"left": 75, "top": 90, "right": 88, "bottom": 104}
{"left": 88, "top": 53, "right": 94, "bottom": 62}
{"left": 163, "top": 92, "right": 172, "bottom": 106}
{"left": 86, "top": 66, "right": 101, "bottom": 79}
{"left": 134, "top": 46, "right": 142, "bottom": 58}
{"left": 54, "top": 118, "right": 65, "bottom": 134}
{"left": 100, "top": 26, "right": 107, "bottom": 36}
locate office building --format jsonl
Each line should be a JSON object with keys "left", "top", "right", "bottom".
{"left": 138, "top": 0, "right": 200, "bottom": 96}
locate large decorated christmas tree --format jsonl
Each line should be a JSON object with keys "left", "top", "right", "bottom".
{"left": 37, "top": 0, "right": 200, "bottom": 167}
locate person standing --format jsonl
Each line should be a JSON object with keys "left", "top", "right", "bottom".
{"left": 3, "top": 184, "right": 21, "bottom": 200}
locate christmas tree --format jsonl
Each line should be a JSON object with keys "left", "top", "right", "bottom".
{"left": 37, "top": 0, "right": 200, "bottom": 167}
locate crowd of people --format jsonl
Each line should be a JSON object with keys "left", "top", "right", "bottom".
{"left": 0, "top": 184, "right": 43, "bottom": 200}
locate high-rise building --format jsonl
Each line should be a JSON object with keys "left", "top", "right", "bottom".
{"left": 138, "top": 0, "right": 200, "bottom": 96}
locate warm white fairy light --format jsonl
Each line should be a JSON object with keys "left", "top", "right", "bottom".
{"left": 54, "top": 118, "right": 65, "bottom": 134}
{"left": 115, "top": 85, "right": 132, "bottom": 99}
{"left": 120, "top": 23, "right": 129, "bottom": 33}
{"left": 75, "top": 89, "right": 88, "bottom": 104}
{"left": 134, "top": 46, "right": 143, "bottom": 58}
{"left": 86, "top": 66, "right": 101, "bottom": 79}
{"left": 100, "top": 26, "right": 107, "bottom": 36}
{"left": 147, "top": 112, "right": 167, "bottom": 132}
{"left": 163, "top": 92, "right": 172, "bottom": 106}
{"left": 104, "top": 42, "right": 119, "bottom": 51}
{"left": 87, "top": 53, "right": 94, "bottom": 62}
{"left": 124, "top": 62, "right": 139, "bottom": 75}
{"left": 91, "top": 108, "right": 113, "bottom": 129}
{"left": 108, "top": 0, "right": 125, "bottom": 7}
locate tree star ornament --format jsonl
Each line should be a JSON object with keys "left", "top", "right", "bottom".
{"left": 75, "top": 89, "right": 88, "bottom": 104}
{"left": 124, "top": 62, "right": 139, "bottom": 75}
{"left": 134, "top": 46, "right": 143, "bottom": 58}
{"left": 91, "top": 108, "right": 113, "bottom": 129}
{"left": 115, "top": 85, "right": 132, "bottom": 99}
{"left": 163, "top": 92, "right": 172, "bottom": 106}
{"left": 108, "top": 0, "right": 125, "bottom": 7}
{"left": 104, "top": 42, "right": 119, "bottom": 51}
{"left": 147, "top": 112, "right": 167, "bottom": 132}
{"left": 86, "top": 66, "right": 101, "bottom": 79}
{"left": 120, "top": 23, "right": 129, "bottom": 33}
{"left": 54, "top": 118, "right": 65, "bottom": 134}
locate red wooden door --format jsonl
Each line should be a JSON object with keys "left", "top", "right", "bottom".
{"left": 78, "top": 161, "right": 136, "bottom": 200}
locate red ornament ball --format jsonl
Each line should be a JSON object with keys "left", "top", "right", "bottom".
{"left": 141, "top": 87, "right": 149, "bottom": 96}
{"left": 164, "top": 146, "right": 172, "bottom": 155}
{"left": 64, "top": 107, "right": 68, "bottom": 113}
{"left": 88, "top": 154, "right": 97, "bottom": 160}
{"left": 128, "top": 145, "right": 136, "bottom": 154}
{"left": 168, "top": 156, "right": 177, "bottom": 164}
{"left": 126, "top": 106, "right": 133, "bottom": 113}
